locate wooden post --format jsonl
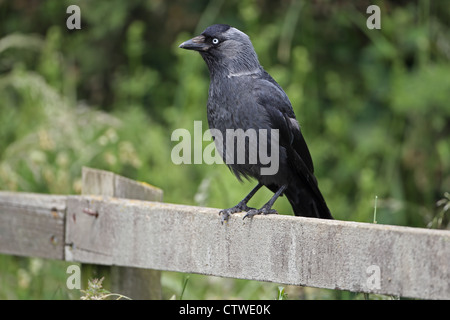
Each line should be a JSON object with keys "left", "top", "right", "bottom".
{"left": 80, "top": 167, "right": 163, "bottom": 299}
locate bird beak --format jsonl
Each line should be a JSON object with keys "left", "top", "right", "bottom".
{"left": 179, "top": 35, "right": 208, "bottom": 51}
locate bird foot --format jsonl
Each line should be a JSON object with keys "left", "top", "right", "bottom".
{"left": 219, "top": 202, "right": 254, "bottom": 224}
{"left": 243, "top": 206, "right": 278, "bottom": 220}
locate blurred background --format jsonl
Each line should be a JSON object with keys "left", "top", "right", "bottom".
{"left": 0, "top": 0, "right": 448, "bottom": 299}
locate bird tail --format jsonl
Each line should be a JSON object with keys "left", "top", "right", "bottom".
{"left": 284, "top": 180, "right": 333, "bottom": 219}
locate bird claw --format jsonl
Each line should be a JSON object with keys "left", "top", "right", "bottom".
{"left": 243, "top": 207, "right": 278, "bottom": 220}
{"left": 219, "top": 203, "right": 254, "bottom": 224}
{"left": 219, "top": 201, "right": 278, "bottom": 223}
{"left": 220, "top": 210, "right": 231, "bottom": 224}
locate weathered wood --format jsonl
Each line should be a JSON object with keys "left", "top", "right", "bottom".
{"left": 0, "top": 192, "right": 66, "bottom": 260}
{"left": 78, "top": 167, "right": 163, "bottom": 300}
{"left": 1, "top": 167, "right": 449, "bottom": 299}
{"left": 65, "top": 195, "right": 450, "bottom": 300}
{"left": 81, "top": 167, "right": 163, "bottom": 201}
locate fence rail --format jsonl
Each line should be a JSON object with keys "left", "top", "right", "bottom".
{"left": 0, "top": 167, "right": 449, "bottom": 299}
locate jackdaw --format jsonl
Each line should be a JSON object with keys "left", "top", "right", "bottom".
{"left": 179, "top": 24, "right": 333, "bottom": 222}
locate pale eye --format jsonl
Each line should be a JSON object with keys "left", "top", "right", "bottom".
{"left": 212, "top": 38, "right": 220, "bottom": 45}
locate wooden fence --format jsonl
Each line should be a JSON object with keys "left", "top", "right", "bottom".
{"left": 0, "top": 167, "right": 448, "bottom": 299}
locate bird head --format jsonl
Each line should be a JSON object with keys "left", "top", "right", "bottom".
{"left": 179, "top": 24, "right": 261, "bottom": 77}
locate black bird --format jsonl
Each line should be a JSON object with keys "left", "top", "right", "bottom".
{"left": 179, "top": 24, "right": 333, "bottom": 222}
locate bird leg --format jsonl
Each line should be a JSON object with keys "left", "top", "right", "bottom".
{"left": 219, "top": 183, "right": 262, "bottom": 223}
{"left": 243, "top": 184, "right": 288, "bottom": 220}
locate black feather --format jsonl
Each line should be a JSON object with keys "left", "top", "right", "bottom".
{"left": 180, "top": 24, "right": 333, "bottom": 220}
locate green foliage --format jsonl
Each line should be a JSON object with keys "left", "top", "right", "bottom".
{"left": 0, "top": 0, "right": 448, "bottom": 299}
{"left": 0, "top": 256, "right": 78, "bottom": 299}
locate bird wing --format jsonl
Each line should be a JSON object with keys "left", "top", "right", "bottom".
{"left": 252, "top": 76, "right": 334, "bottom": 215}
{"left": 253, "top": 74, "right": 315, "bottom": 175}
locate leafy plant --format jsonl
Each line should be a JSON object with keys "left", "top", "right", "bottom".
{"left": 80, "top": 277, "right": 131, "bottom": 300}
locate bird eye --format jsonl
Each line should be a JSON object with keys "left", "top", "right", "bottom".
{"left": 212, "top": 38, "right": 220, "bottom": 45}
